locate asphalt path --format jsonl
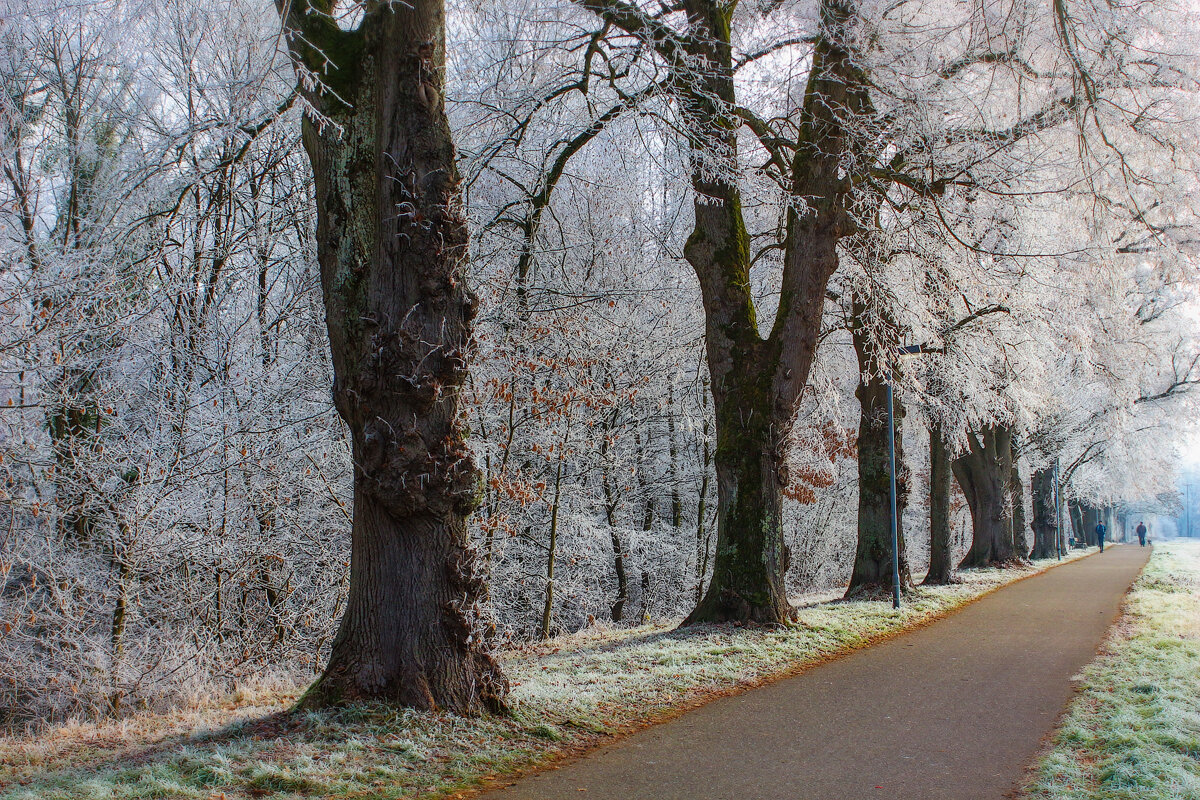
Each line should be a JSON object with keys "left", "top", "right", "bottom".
{"left": 477, "top": 545, "right": 1151, "bottom": 800}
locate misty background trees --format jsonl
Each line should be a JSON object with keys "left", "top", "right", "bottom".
{"left": 2, "top": 0, "right": 1198, "bottom": 724}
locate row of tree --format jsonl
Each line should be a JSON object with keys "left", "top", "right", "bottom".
{"left": 0, "top": 0, "right": 1196, "bottom": 723}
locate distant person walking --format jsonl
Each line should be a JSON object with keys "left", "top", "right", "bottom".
{"left": 1136, "top": 521, "right": 1148, "bottom": 547}
{"left": 1095, "top": 522, "right": 1107, "bottom": 552}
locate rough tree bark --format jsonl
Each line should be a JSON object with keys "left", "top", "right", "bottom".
{"left": 1070, "top": 496, "right": 1089, "bottom": 546}
{"left": 953, "top": 425, "right": 1018, "bottom": 567}
{"left": 49, "top": 368, "right": 101, "bottom": 545}
{"left": 278, "top": 0, "right": 505, "bottom": 713}
{"left": 1030, "top": 467, "right": 1058, "bottom": 559}
{"left": 574, "top": 0, "right": 869, "bottom": 623}
{"left": 688, "top": 14, "right": 864, "bottom": 621}
{"left": 680, "top": 0, "right": 868, "bottom": 624}
{"left": 1010, "top": 448, "right": 1030, "bottom": 559}
{"left": 923, "top": 421, "right": 956, "bottom": 585}
{"left": 694, "top": 382, "right": 713, "bottom": 603}
{"left": 1080, "top": 503, "right": 1100, "bottom": 545}
{"left": 846, "top": 299, "right": 912, "bottom": 595}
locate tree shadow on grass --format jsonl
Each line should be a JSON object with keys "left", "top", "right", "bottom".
{"left": 2, "top": 709, "right": 294, "bottom": 793}
{"left": 4, "top": 699, "right": 542, "bottom": 799}
{"left": 521, "top": 589, "right": 851, "bottom": 662}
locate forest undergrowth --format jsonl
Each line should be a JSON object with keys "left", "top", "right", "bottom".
{"left": 0, "top": 550, "right": 1095, "bottom": 800}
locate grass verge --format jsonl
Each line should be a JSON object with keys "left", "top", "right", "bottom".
{"left": 1, "top": 549, "right": 1096, "bottom": 800}
{"left": 1020, "top": 540, "right": 1200, "bottom": 800}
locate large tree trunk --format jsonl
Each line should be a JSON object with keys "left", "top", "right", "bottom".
{"left": 574, "top": 0, "right": 867, "bottom": 625}
{"left": 677, "top": 0, "right": 867, "bottom": 625}
{"left": 688, "top": 346, "right": 794, "bottom": 623}
{"left": 1030, "top": 468, "right": 1058, "bottom": 559}
{"left": 1067, "top": 500, "right": 1083, "bottom": 546}
{"left": 279, "top": 2, "right": 505, "bottom": 713}
{"left": 1081, "top": 504, "right": 1100, "bottom": 545}
{"left": 846, "top": 303, "right": 912, "bottom": 595}
{"left": 953, "top": 425, "right": 1018, "bottom": 567}
{"left": 923, "top": 421, "right": 956, "bottom": 585}
{"left": 1011, "top": 454, "right": 1030, "bottom": 560}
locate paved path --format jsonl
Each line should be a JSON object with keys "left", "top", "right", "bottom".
{"left": 479, "top": 545, "right": 1151, "bottom": 800}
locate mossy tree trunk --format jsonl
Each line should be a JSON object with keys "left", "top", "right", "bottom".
{"left": 666, "top": 0, "right": 865, "bottom": 625}
{"left": 278, "top": 1, "right": 505, "bottom": 713}
{"left": 577, "top": 0, "right": 867, "bottom": 624}
{"left": 1030, "top": 467, "right": 1058, "bottom": 559}
{"left": 953, "top": 425, "right": 1018, "bottom": 567}
{"left": 846, "top": 299, "right": 912, "bottom": 596}
{"left": 923, "top": 421, "right": 956, "bottom": 585}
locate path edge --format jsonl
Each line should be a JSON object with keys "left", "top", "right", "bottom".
{"left": 1011, "top": 544, "right": 1154, "bottom": 798}
{"left": 455, "top": 547, "right": 1112, "bottom": 800}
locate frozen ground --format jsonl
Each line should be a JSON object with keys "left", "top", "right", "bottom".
{"left": 1021, "top": 541, "right": 1200, "bottom": 800}
{"left": 0, "top": 550, "right": 1093, "bottom": 800}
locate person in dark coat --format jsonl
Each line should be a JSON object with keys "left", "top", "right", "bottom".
{"left": 1095, "top": 521, "right": 1107, "bottom": 552}
{"left": 1136, "top": 521, "right": 1148, "bottom": 547}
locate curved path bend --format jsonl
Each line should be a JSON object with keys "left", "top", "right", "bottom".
{"left": 478, "top": 545, "right": 1151, "bottom": 800}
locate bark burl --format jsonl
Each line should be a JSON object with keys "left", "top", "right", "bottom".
{"left": 277, "top": 0, "right": 506, "bottom": 713}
